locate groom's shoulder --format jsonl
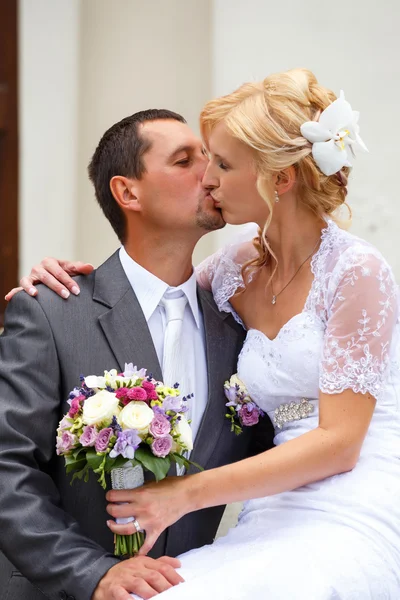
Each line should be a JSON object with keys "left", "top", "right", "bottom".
{"left": 15, "top": 251, "right": 124, "bottom": 317}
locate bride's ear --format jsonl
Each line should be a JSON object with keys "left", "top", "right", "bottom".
{"left": 110, "top": 176, "right": 141, "bottom": 212}
{"left": 274, "top": 167, "right": 296, "bottom": 196}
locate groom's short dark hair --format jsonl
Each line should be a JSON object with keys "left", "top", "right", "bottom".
{"left": 88, "top": 109, "right": 186, "bottom": 243}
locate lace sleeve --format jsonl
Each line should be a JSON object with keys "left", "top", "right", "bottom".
{"left": 195, "top": 225, "right": 258, "bottom": 326}
{"left": 320, "top": 246, "right": 399, "bottom": 401}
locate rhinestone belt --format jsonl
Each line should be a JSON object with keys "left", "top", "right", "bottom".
{"left": 273, "top": 398, "right": 314, "bottom": 429}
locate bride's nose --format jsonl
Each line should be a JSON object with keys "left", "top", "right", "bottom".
{"left": 202, "top": 162, "right": 219, "bottom": 189}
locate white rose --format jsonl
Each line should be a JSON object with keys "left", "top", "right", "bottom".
{"left": 82, "top": 390, "right": 119, "bottom": 426}
{"left": 174, "top": 416, "right": 193, "bottom": 451}
{"left": 119, "top": 401, "right": 154, "bottom": 433}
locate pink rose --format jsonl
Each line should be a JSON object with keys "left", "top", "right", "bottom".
{"left": 142, "top": 381, "right": 158, "bottom": 400}
{"left": 239, "top": 404, "right": 260, "bottom": 427}
{"left": 68, "top": 398, "right": 82, "bottom": 418}
{"left": 79, "top": 425, "right": 98, "bottom": 447}
{"left": 95, "top": 427, "right": 113, "bottom": 453}
{"left": 56, "top": 431, "right": 77, "bottom": 455}
{"left": 142, "top": 381, "right": 155, "bottom": 392}
{"left": 127, "top": 387, "right": 148, "bottom": 401}
{"left": 116, "top": 387, "right": 129, "bottom": 400}
{"left": 151, "top": 435, "right": 173, "bottom": 458}
{"left": 149, "top": 413, "right": 171, "bottom": 438}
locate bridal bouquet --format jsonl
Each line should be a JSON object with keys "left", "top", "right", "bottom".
{"left": 56, "top": 363, "right": 200, "bottom": 556}
{"left": 224, "top": 374, "right": 264, "bottom": 435}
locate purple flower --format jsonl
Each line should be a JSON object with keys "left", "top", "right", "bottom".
{"left": 95, "top": 427, "right": 113, "bottom": 453}
{"left": 56, "top": 431, "right": 77, "bottom": 455}
{"left": 151, "top": 435, "right": 173, "bottom": 458}
{"left": 224, "top": 385, "right": 238, "bottom": 405}
{"left": 149, "top": 413, "right": 171, "bottom": 438}
{"left": 123, "top": 363, "right": 147, "bottom": 379}
{"left": 80, "top": 425, "right": 98, "bottom": 447}
{"left": 163, "top": 395, "right": 183, "bottom": 412}
{"left": 109, "top": 429, "right": 141, "bottom": 459}
{"left": 239, "top": 404, "right": 260, "bottom": 427}
{"left": 68, "top": 387, "right": 83, "bottom": 400}
{"left": 59, "top": 416, "right": 72, "bottom": 430}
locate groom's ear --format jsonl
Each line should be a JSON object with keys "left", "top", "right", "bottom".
{"left": 110, "top": 175, "right": 142, "bottom": 212}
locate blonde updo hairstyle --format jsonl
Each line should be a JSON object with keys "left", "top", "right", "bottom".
{"left": 200, "top": 68, "right": 351, "bottom": 285}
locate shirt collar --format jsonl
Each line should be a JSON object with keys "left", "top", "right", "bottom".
{"left": 119, "top": 246, "right": 200, "bottom": 328}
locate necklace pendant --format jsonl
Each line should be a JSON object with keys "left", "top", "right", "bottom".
{"left": 272, "top": 295, "right": 276, "bottom": 305}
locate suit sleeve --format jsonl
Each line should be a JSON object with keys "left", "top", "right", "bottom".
{"left": 0, "top": 292, "right": 119, "bottom": 600}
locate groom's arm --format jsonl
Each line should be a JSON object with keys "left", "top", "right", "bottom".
{"left": 0, "top": 292, "right": 120, "bottom": 600}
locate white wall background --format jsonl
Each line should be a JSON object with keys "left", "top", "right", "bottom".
{"left": 19, "top": 0, "right": 400, "bottom": 276}
{"left": 18, "top": 0, "right": 212, "bottom": 276}
{"left": 212, "top": 0, "right": 400, "bottom": 274}
{"left": 18, "top": 0, "right": 80, "bottom": 276}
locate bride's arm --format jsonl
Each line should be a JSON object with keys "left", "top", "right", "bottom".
{"left": 4, "top": 258, "right": 94, "bottom": 300}
{"left": 106, "top": 248, "right": 398, "bottom": 555}
{"left": 108, "top": 387, "right": 375, "bottom": 555}
{"left": 5, "top": 251, "right": 235, "bottom": 299}
{"left": 5, "top": 226, "right": 258, "bottom": 300}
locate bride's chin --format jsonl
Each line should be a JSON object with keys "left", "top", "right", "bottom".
{"left": 221, "top": 211, "right": 254, "bottom": 227}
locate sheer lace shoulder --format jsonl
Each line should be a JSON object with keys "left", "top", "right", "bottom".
{"left": 317, "top": 234, "right": 399, "bottom": 401}
{"left": 195, "top": 225, "right": 258, "bottom": 326}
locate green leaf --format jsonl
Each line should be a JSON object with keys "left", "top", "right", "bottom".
{"left": 134, "top": 447, "right": 171, "bottom": 481}
{"left": 171, "top": 453, "right": 186, "bottom": 467}
{"left": 170, "top": 453, "right": 203, "bottom": 472}
{"left": 65, "top": 453, "right": 87, "bottom": 473}
{"left": 85, "top": 448, "right": 104, "bottom": 471}
{"left": 66, "top": 459, "right": 87, "bottom": 474}
{"left": 72, "top": 447, "right": 85, "bottom": 460}
{"left": 70, "top": 464, "right": 89, "bottom": 484}
{"left": 186, "top": 459, "right": 204, "bottom": 472}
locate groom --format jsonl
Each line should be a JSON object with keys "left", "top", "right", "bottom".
{"left": 0, "top": 110, "right": 273, "bottom": 600}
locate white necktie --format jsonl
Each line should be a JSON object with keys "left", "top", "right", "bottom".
{"left": 160, "top": 293, "right": 188, "bottom": 392}
{"left": 160, "top": 292, "right": 192, "bottom": 475}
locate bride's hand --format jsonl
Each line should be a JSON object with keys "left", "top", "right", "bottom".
{"left": 106, "top": 476, "right": 192, "bottom": 556}
{"left": 4, "top": 258, "right": 94, "bottom": 301}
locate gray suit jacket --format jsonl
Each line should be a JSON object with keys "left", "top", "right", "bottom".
{"left": 0, "top": 252, "right": 274, "bottom": 600}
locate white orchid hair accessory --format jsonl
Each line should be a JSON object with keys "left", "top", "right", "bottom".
{"left": 300, "top": 91, "right": 368, "bottom": 177}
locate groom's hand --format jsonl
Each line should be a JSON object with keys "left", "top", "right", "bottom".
{"left": 92, "top": 555, "right": 184, "bottom": 600}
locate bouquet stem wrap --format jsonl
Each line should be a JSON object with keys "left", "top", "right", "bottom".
{"left": 111, "top": 462, "right": 145, "bottom": 556}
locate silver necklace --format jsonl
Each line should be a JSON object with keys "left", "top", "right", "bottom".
{"left": 270, "top": 238, "right": 320, "bottom": 305}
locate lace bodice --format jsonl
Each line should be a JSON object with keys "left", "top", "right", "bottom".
{"left": 196, "top": 220, "right": 400, "bottom": 411}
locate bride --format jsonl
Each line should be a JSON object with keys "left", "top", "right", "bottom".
{"left": 11, "top": 69, "right": 400, "bottom": 598}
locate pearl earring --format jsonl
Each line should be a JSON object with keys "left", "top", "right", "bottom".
{"left": 274, "top": 190, "right": 279, "bottom": 203}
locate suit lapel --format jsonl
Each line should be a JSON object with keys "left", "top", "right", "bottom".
{"left": 93, "top": 251, "right": 162, "bottom": 381}
{"left": 189, "top": 287, "right": 244, "bottom": 471}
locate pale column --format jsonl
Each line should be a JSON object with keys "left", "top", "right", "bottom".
{"left": 18, "top": 0, "right": 80, "bottom": 276}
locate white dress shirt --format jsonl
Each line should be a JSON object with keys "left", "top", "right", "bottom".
{"left": 119, "top": 247, "right": 208, "bottom": 441}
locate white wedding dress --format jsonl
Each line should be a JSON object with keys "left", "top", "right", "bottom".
{"left": 143, "top": 220, "right": 400, "bottom": 599}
